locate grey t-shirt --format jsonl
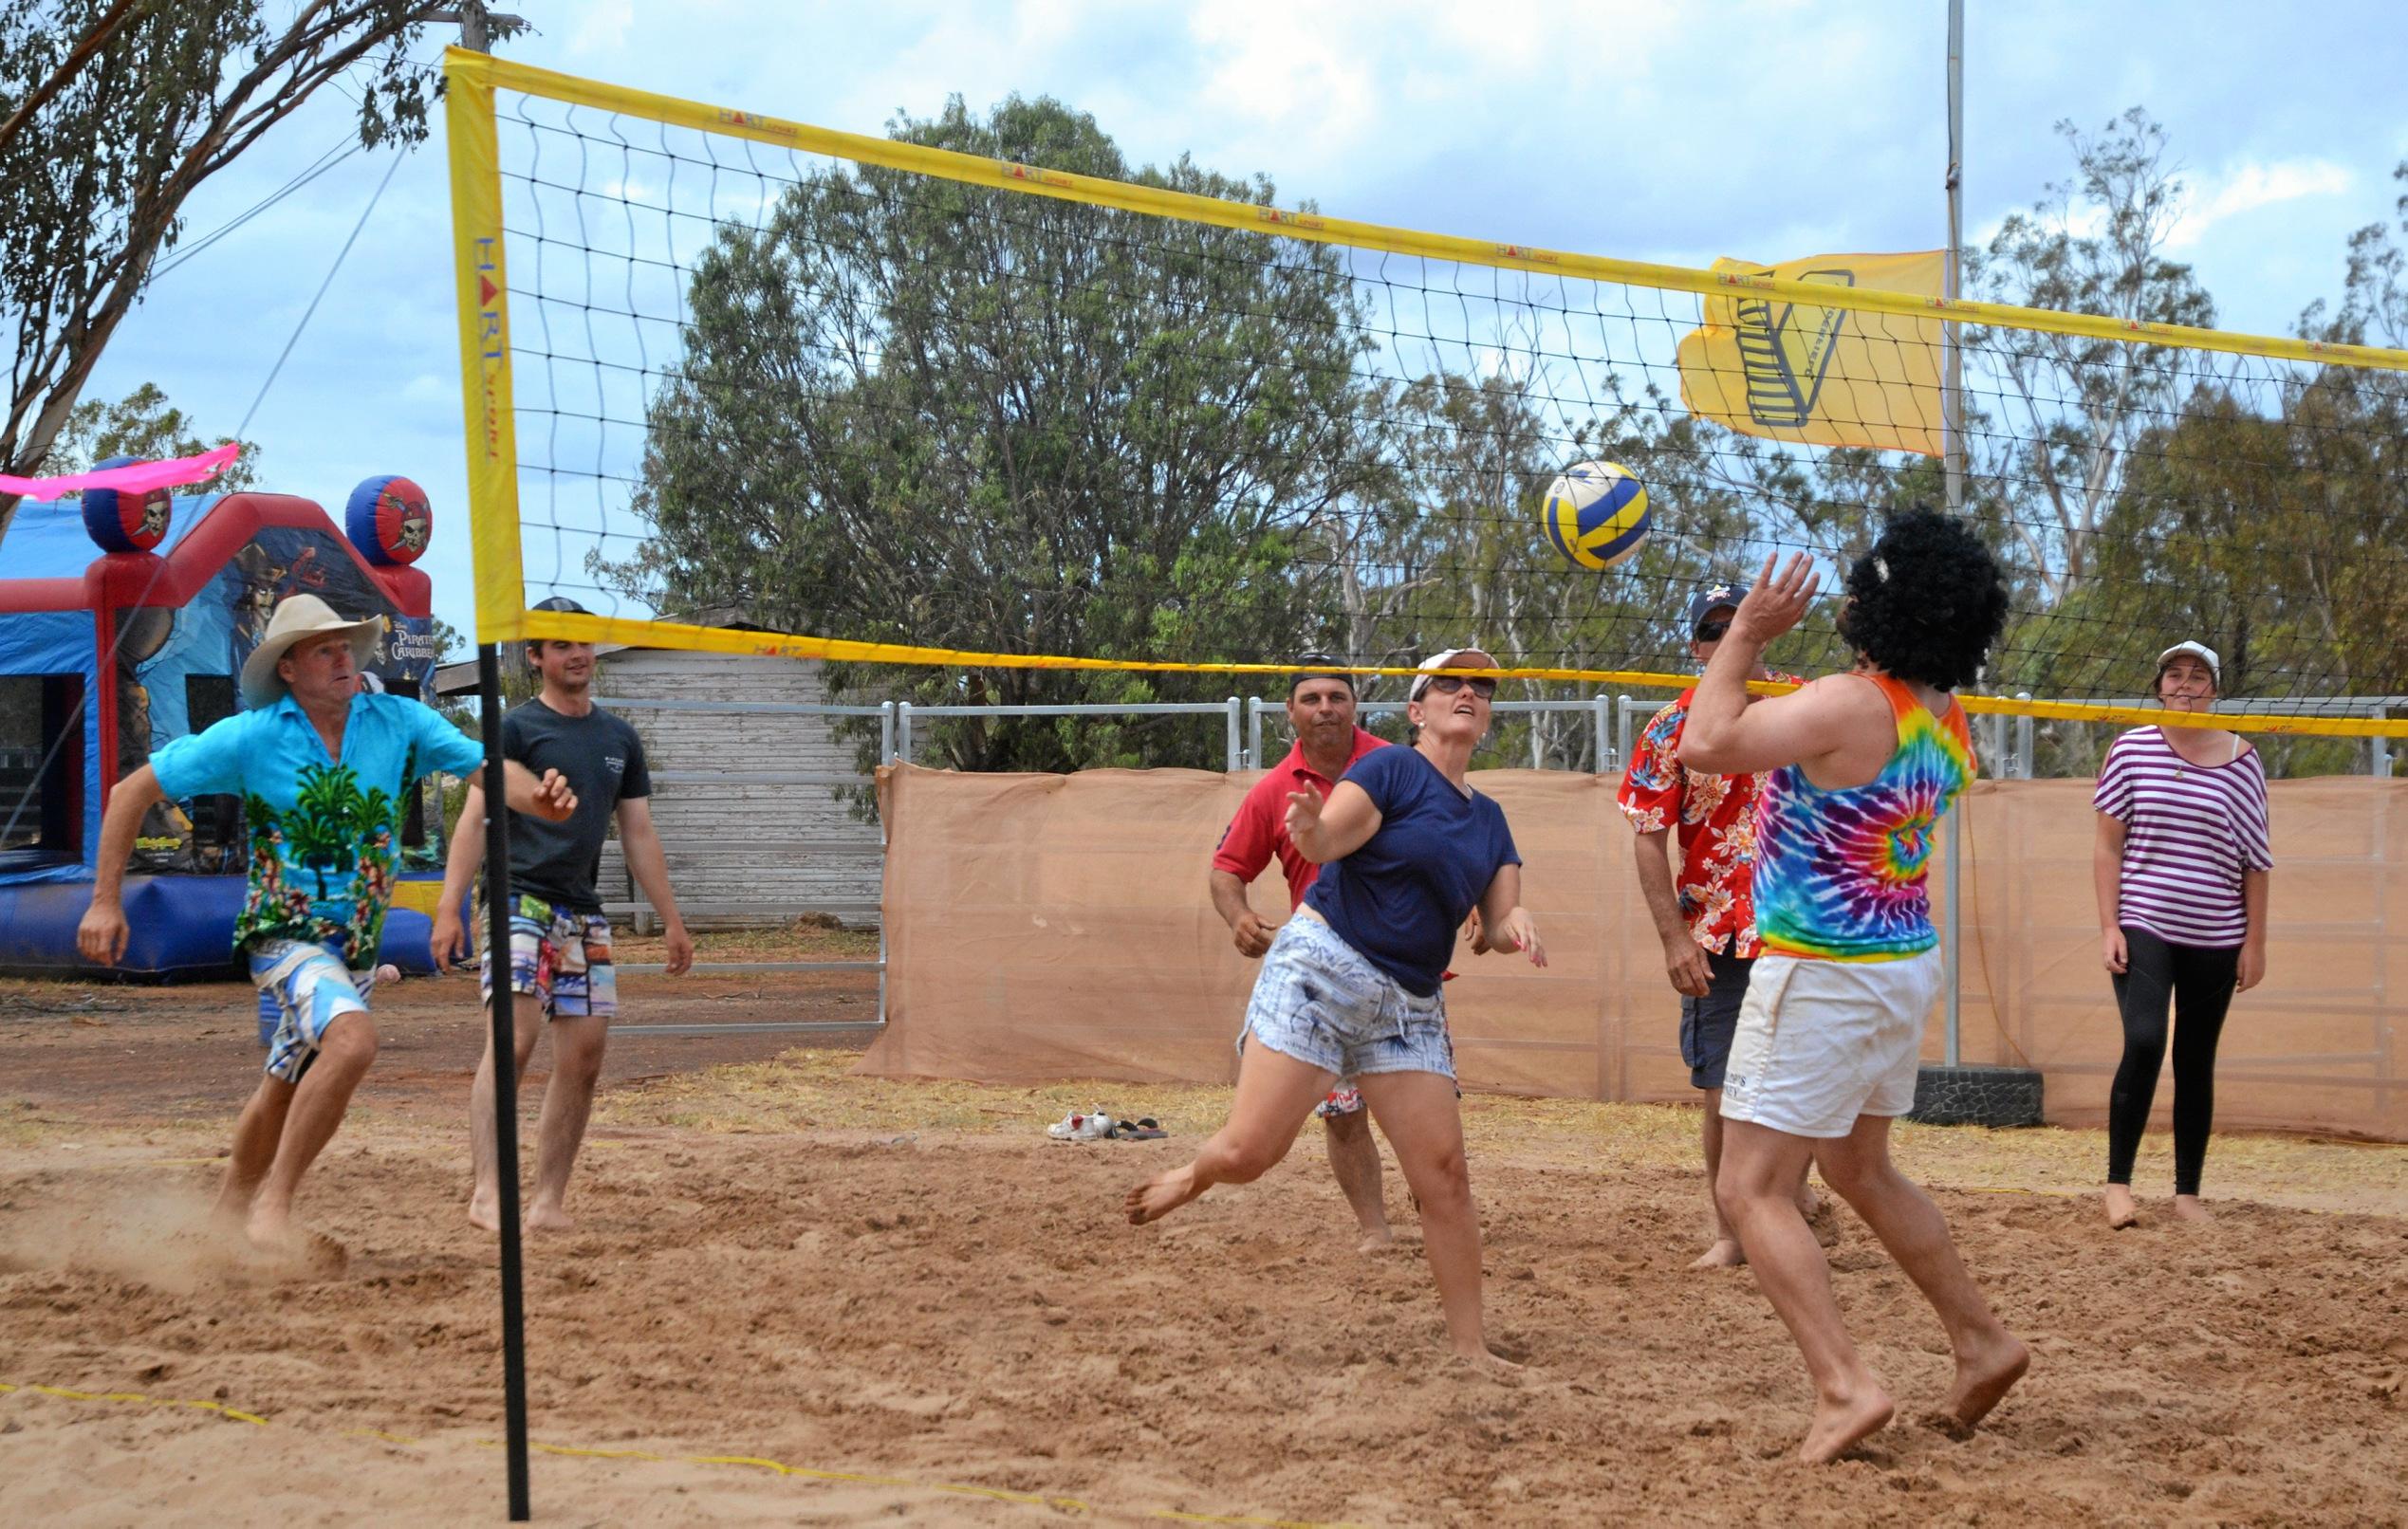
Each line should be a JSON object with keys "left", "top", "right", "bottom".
{"left": 502, "top": 698, "right": 652, "bottom": 913}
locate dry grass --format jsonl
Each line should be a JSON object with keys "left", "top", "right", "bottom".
{"left": 609, "top": 919, "right": 879, "bottom": 965}
{"left": 596, "top": 1048, "right": 2408, "bottom": 1216}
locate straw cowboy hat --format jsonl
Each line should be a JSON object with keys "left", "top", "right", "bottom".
{"left": 240, "top": 594, "right": 385, "bottom": 707}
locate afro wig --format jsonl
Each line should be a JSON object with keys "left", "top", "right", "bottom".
{"left": 1837, "top": 507, "right": 2008, "bottom": 691}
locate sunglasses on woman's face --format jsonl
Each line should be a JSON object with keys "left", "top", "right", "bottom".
{"left": 1424, "top": 674, "right": 1497, "bottom": 699}
{"left": 1695, "top": 619, "right": 1732, "bottom": 643}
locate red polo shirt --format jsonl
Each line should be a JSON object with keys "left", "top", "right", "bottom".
{"left": 1212, "top": 728, "right": 1389, "bottom": 911}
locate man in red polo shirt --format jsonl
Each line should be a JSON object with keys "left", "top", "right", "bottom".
{"left": 1210, "top": 655, "right": 1395, "bottom": 1250}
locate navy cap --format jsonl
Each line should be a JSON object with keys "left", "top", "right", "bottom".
{"left": 1684, "top": 581, "right": 1747, "bottom": 634}
{"left": 531, "top": 595, "right": 591, "bottom": 615}
{"left": 1287, "top": 653, "right": 1356, "bottom": 695}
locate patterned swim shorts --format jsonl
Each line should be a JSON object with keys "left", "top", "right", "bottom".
{"left": 1240, "top": 914, "right": 1454, "bottom": 1082}
{"left": 478, "top": 893, "right": 617, "bottom": 1020}
{"left": 1314, "top": 1085, "right": 1366, "bottom": 1119}
{"left": 250, "top": 938, "right": 379, "bottom": 1084}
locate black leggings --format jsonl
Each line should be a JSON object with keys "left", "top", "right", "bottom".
{"left": 2106, "top": 927, "right": 2239, "bottom": 1195}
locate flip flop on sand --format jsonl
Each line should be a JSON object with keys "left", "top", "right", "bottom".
{"left": 1047, "top": 1110, "right": 1114, "bottom": 1141}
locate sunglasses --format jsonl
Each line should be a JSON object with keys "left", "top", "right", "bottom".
{"left": 1422, "top": 674, "right": 1497, "bottom": 699}
{"left": 1694, "top": 619, "right": 1732, "bottom": 642}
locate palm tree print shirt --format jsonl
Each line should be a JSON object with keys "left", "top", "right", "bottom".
{"left": 148, "top": 691, "right": 485, "bottom": 959}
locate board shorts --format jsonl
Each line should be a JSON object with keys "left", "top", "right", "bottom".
{"left": 1719, "top": 948, "right": 1943, "bottom": 1138}
{"left": 1680, "top": 949, "right": 1757, "bottom": 1092}
{"left": 479, "top": 893, "right": 618, "bottom": 1020}
{"left": 250, "top": 938, "right": 380, "bottom": 1084}
{"left": 1237, "top": 912, "right": 1454, "bottom": 1083}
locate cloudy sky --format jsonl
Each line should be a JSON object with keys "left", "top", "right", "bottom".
{"left": 69, "top": 0, "right": 2408, "bottom": 644}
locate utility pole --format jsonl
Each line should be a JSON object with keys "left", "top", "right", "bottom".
{"left": 1942, "top": 0, "right": 1968, "bottom": 1066}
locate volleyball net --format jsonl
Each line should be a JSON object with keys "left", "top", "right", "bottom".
{"left": 445, "top": 49, "right": 2408, "bottom": 745}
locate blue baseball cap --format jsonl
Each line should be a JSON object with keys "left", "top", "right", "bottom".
{"left": 1684, "top": 581, "right": 1748, "bottom": 634}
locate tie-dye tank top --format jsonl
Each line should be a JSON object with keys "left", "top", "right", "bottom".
{"left": 1753, "top": 672, "right": 1976, "bottom": 962}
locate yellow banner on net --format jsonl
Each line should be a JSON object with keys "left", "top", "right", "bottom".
{"left": 1677, "top": 250, "right": 1947, "bottom": 456}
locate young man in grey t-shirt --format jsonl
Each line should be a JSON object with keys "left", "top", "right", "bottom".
{"left": 434, "top": 600, "right": 693, "bottom": 1233}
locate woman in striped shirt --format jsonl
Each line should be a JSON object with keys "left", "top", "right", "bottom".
{"left": 2093, "top": 641, "right": 2271, "bottom": 1227}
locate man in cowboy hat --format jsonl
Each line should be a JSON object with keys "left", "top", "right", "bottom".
{"left": 78, "top": 593, "right": 578, "bottom": 1253}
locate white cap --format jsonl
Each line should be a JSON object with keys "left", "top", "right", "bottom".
{"left": 2157, "top": 640, "right": 2220, "bottom": 684}
{"left": 1408, "top": 646, "right": 1502, "bottom": 701}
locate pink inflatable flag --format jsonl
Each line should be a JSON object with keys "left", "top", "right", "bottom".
{"left": 0, "top": 441, "right": 242, "bottom": 497}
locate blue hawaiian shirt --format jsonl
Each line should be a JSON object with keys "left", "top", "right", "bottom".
{"left": 150, "top": 691, "right": 484, "bottom": 958}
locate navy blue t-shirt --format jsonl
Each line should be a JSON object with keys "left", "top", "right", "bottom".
{"left": 1304, "top": 746, "right": 1521, "bottom": 996}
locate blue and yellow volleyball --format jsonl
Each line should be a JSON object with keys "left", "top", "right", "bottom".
{"left": 1539, "top": 460, "right": 1650, "bottom": 571}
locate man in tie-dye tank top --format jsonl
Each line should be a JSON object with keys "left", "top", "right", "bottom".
{"left": 1680, "top": 508, "right": 2028, "bottom": 1465}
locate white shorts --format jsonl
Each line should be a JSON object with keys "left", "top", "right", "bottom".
{"left": 1718, "top": 949, "right": 1943, "bottom": 1138}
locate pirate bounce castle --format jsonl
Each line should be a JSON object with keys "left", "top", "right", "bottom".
{"left": 0, "top": 468, "right": 449, "bottom": 977}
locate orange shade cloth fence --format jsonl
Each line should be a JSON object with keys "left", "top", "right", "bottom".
{"left": 860, "top": 766, "right": 2405, "bottom": 1142}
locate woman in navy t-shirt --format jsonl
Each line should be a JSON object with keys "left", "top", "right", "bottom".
{"left": 1127, "top": 647, "right": 1546, "bottom": 1371}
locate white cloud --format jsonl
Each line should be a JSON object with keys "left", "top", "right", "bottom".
{"left": 2165, "top": 157, "right": 2356, "bottom": 250}
{"left": 565, "top": 0, "right": 637, "bottom": 58}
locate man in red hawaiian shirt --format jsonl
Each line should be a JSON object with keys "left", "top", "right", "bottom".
{"left": 1618, "top": 583, "right": 1819, "bottom": 1269}
{"left": 1211, "top": 656, "right": 1397, "bottom": 1250}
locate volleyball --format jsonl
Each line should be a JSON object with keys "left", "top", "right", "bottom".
{"left": 1539, "top": 460, "right": 1650, "bottom": 571}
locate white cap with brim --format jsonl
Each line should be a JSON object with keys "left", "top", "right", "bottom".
{"left": 239, "top": 594, "right": 385, "bottom": 707}
{"left": 1409, "top": 646, "right": 1502, "bottom": 702}
{"left": 2157, "top": 640, "right": 2220, "bottom": 685}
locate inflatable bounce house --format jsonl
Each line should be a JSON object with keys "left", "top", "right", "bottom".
{"left": 0, "top": 468, "right": 450, "bottom": 978}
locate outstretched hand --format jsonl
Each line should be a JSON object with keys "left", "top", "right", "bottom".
{"left": 529, "top": 767, "right": 578, "bottom": 823}
{"left": 1478, "top": 907, "right": 1547, "bottom": 967}
{"left": 1283, "top": 782, "right": 1325, "bottom": 844}
{"left": 1731, "top": 551, "right": 1822, "bottom": 646}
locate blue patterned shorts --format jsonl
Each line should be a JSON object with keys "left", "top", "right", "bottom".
{"left": 250, "top": 939, "right": 379, "bottom": 1084}
{"left": 1240, "top": 914, "right": 1454, "bottom": 1082}
{"left": 479, "top": 894, "right": 617, "bottom": 1020}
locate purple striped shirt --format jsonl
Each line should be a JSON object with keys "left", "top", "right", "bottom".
{"left": 2094, "top": 727, "right": 2272, "bottom": 948}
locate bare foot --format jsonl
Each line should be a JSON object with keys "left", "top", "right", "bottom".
{"left": 2172, "top": 1194, "right": 2213, "bottom": 1223}
{"left": 1356, "top": 1226, "right": 1398, "bottom": 1253}
{"left": 528, "top": 1203, "right": 576, "bottom": 1235}
{"left": 1688, "top": 1238, "right": 1747, "bottom": 1270}
{"left": 2103, "top": 1185, "right": 2139, "bottom": 1229}
{"left": 1125, "top": 1163, "right": 1203, "bottom": 1225}
{"left": 1936, "top": 1331, "right": 2030, "bottom": 1435}
{"left": 1800, "top": 1379, "right": 1895, "bottom": 1464}
{"left": 245, "top": 1199, "right": 293, "bottom": 1252}
{"left": 467, "top": 1188, "right": 502, "bottom": 1233}
{"left": 1452, "top": 1344, "right": 1526, "bottom": 1378}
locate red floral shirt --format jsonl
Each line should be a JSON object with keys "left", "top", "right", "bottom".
{"left": 1614, "top": 685, "right": 1781, "bottom": 958}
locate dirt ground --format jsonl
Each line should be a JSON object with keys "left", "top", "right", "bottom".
{"left": 4, "top": 964, "right": 2407, "bottom": 1526}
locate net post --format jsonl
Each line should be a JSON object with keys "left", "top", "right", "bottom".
{"left": 1593, "top": 694, "right": 1609, "bottom": 773}
{"left": 897, "top": 701, "right": 913, "bottom": 764}
{"left": 1616, "top": 694, "right": 1634, "bottom": 775}
{"left": 1941, "top": 0, "right": 1967, "bottom": 1073}
{"left": 475, "top": 645, "right": 531, "bottom": 1522}
{"left": 2374, "top": 708, "right": 2391, "bottom": 778}
{"left": 880, "top": 700, "right": 896, "bottom": 765}
{"left": 2016, "top": 694, "right": 2034, "bottom": 779}
{"left": 1248, "top": 697, "right": 1264, "bottom": 772}
{"left": 1226, "top": 697, "right": 1242, "bottom": 772}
